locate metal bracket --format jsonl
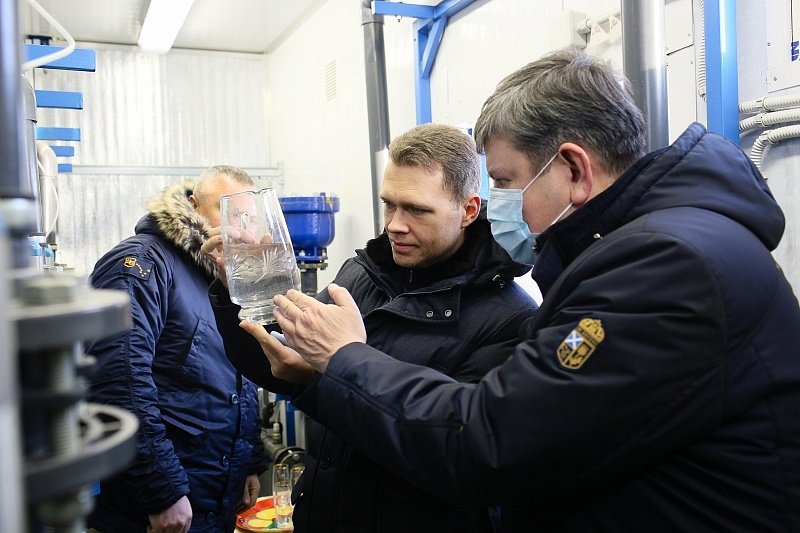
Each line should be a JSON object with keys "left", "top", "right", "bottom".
{"left": 373, "top": 0, "right": 479, "bottom": 124}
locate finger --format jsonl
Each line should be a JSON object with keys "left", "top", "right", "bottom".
{"left": 328, "top": 283, "right": 359, "bottom": 311}
{"left": 273, "top": 293, "right": 304, "bottom": 321}
{"left": 206, "top": 226, "right": 221, "bottom": 237}
{"left": 239, "top": 321, "right": 292, "bottom": 356}
{"left": 272, "top": 306, "right": 296, "bottom": 340}
{"left": 261, "top": 328, "right": 294, "bottom": 357}
{"left": 239, "top": 321, "right": 271, "bottom": 343}
{"left": 286, "top": 288, "right": 324, "bottom": 312}
{"left": 200, "top": 234, "right": 222, "bottom": 255}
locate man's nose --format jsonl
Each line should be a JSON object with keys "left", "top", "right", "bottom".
{"left": 386, "top": 211, "right": 408, "bottom": 233}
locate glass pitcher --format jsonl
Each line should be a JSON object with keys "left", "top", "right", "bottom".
{"left": 220, "top": 188, "right": 301, "bottom": 325}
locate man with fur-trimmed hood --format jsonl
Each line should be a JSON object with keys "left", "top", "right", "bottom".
{"left": 86, "top": 166, "right": 265, "bottom": 533}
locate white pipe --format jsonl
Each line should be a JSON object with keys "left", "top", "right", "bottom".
{"left": 749, "top": 124, "right": 800, "bottom": 175}
{"left": 21, "top": 0, "right": 76, "bottom": 71}
{"left": 740, "top": 93, "right": 800, "bottom": 115}
{"left": 740, "top": 108, "right": 800, "bottom": 133}
{"left": 35, "top": 142, "right": 58, "bottom": 239}
{"left": 696, "top": 0, "right": 706, "bottom": 101}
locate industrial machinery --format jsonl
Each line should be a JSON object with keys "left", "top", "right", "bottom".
{"left": 1, "top": 1, "right": 138, "bottom": 531}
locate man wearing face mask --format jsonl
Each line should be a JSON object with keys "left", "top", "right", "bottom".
{"left": 246, "top": 48, "right": 800, "bottom": 532}
{"left": 486, "top": 152, "right": 567, "bottom": 265}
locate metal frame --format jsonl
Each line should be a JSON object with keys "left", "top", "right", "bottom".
{"left": 373, "top": 0, "right": 478, "bottom": 124}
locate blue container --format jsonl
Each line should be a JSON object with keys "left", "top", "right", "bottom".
{"left": 279, "top": 194, "right": 340, "bottom": 261}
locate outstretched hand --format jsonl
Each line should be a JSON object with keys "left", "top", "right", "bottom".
{"left": 272, "top": 283, "right": 366, "bottom": 373}
{"left": 239, "top": 321, "right": 315, "bottom": 383}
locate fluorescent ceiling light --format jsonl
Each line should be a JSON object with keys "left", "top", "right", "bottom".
{"left": 137, "top": 0, "right": 196, "bottom": 53}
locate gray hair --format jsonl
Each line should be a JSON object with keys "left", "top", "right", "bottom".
{"left": 474, "top": 48, "right": 646, "bottom": 177}
{"left": 194, "top": 165, "right": 254, "bottom": 199}
{"left": 389, "top": 123, "right": 480, "bottom": 202}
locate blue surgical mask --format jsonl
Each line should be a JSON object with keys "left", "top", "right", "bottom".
{"left": 488, "top": 153, "right": 571, "bottom": 265}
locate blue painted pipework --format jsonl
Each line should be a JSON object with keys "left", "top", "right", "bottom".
{"left": 373, "top": 0, "right": 478, "bottom": 124}
{"left": 704, "top": 0, "right": 739, "bottom": 145}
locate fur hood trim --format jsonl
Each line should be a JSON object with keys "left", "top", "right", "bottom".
{"left": 146, "top": 181, "right": 216, "bottom": 277}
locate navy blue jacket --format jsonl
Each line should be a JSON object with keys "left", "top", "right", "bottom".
{"left": 212, "top": 209, "right": 538, "bottom": 532}
{"left": 293, "top": 124, "right": 800, "bottom": 531}
{"left": 87, "top": 183, "right": 265, "bottom": 533}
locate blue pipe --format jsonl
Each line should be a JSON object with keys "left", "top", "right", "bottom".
{"left": 704, "top": 0, "right": 739, "bottom": 145}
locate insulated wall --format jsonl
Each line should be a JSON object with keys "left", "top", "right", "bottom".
{"left": 32, "top": 45, "right": 272, "bottom": 275}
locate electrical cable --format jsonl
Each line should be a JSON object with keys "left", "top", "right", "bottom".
{"left": 749, "top": 124, "right": 800, "bottom": 175}
{"left": 740, "top": 108, "right": 800, "bottom": 133}
{"left": 697, "top": 0, "right": 707, "bottom": 101}
{"left": 740, "top": 93, "right": 800, "bottom": 115}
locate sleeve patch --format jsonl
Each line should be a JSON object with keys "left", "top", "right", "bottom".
{"left": 122, "top": 256, "right": 153, "bottom": 280}
{"left": 557, "top": 318, "right": 605, "bottom": 370}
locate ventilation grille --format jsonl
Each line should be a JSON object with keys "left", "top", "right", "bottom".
{"left": 324, "top": 60, "right": 337, "bottom": 102}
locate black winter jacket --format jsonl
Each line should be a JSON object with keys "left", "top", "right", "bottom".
{"left": 87, "top": 183, "right": 265, "bottom": 533}
{"left": 292, "top": 124, "right": 800, "bottom": 532}
{"left": 211, "top": 210, "right": 538, "bottom": 532}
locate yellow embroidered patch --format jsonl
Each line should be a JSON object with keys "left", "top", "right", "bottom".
{"left": 557, "top": 318, "right": 605, "bottom": 370}
{"left": 121, "top": 256, "right": 153, "bottom": 280}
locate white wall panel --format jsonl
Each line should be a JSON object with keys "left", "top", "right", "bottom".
{"left": 738, "top": 0, "right": 800, "bottom": 293}
{"left": 265, "top": 0, "right": 373, "bottom": 288}
{"left": 32, "top": 45, "right": 271, "bottom": 275}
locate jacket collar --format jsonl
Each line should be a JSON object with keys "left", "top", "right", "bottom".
{"left": 531, "top": 123, "right": 785, "bottom": 297}
{"left": 136, "top": 181, "right": 216, "bottom": 277}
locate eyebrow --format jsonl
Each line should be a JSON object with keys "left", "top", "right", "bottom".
{"left": 380, "top": 195, "right": 434, "bottom": 211}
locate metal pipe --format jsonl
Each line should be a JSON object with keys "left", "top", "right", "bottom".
{"left": 621, "top": 0, "right": 669, "bottom": 151}
{"left": 361, "top": 0, "right": 390, "bottom": 237}
{"left": 0, "top": 214, "right": 25, "bottom": 533}
{"left": 0, "top": 0, "right": 26, "bottom": 197}
{"left": 0, "top": 3, "right": 27, "bottom": 524}
{"left": 22, "top": 76, "right": 43, "bottom": 234}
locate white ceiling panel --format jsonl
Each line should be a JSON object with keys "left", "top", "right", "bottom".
{"left": 20, "top": 0, "right": 326, "bottom": 53}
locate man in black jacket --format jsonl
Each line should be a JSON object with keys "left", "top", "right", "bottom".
{"left": 204, "top": 124, "right": 538, "bottom": 532}
{"left": 257, "top": 49, "right": 800, "bottom": 531}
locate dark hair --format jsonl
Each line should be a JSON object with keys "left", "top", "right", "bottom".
{"left": 474, "top": 48, "right": 646, "bottom": 176}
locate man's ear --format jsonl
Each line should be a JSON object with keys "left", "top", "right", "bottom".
{"left": 188, "top": 194, "right": 198, "bottom": 209}
{"left": 461, "top": 194, "right": 481, "bottom": 228}
{"left": 558, "top": 143, "right": 594, "bottom": 207}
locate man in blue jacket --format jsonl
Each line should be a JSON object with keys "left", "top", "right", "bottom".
{"left": 86, "top": 166, "right": 265, "bottom": 533}
{"left": 256, "top": 49, "right": 800, "bottom": 531}
{"left": 205, "top": 124, "right": 538, "bottom": 531}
